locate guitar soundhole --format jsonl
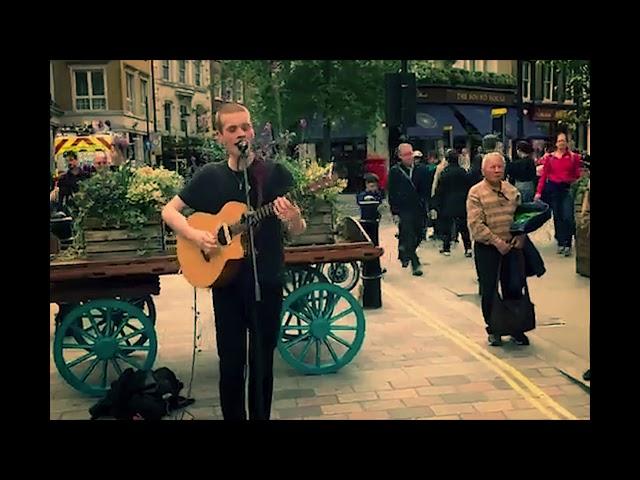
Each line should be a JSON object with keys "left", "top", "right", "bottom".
{"left": 201, "top": 251, "right": 210, "bottom": 262}
{"left": 217, "top": 226, "right": 229, "bottom": 246}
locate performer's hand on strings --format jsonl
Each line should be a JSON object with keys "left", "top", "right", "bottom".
{"left": 274, "top": 196, "right": 301, "bottom": 223}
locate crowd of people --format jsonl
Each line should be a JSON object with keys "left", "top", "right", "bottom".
{"left": 357, "top": 132, "right": 589, "bottom": 349}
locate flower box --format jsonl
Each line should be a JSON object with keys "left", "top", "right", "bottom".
{"left": 288, "top": 200, "right": 335, "bottom": 246}
{"left": 83, "top": 217, "right": 164, "bottom": 259}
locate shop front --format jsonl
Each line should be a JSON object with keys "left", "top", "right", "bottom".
{"left": 407, "top": 85, "right": 567, "bottom": 156}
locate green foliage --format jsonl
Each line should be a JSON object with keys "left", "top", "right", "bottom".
{"left": 161, "top": 136, "right": 227, "bottom": 163}
{"left": 220, "top": 60, "right": 399, "bottom": 137}
{"left": 266, "top": 131, "right": 347, "bottom": 215}
{"left": 411, "top": 61, "right": 517, "bottom": 88}
{"left": 539, "top": 60, "right": 590, "bottom": 127}
{"left": 73, "top": 165, "right": 184, "bottom": 233}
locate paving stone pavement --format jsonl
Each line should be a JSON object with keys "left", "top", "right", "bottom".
{"left": 50, "top": 196, "right": 589, "bottom": 420}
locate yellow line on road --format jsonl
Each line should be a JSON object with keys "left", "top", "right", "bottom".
{"left": 384, "top": 283, "right": 577, "bottom": 420}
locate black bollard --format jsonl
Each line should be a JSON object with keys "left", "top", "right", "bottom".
{"left": 360, "top": 220, "right": 382, "bottom": 309}
{"left": 362, "top": 258, "right": 382, "bottom": 309}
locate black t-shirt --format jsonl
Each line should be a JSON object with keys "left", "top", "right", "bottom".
{"left": 178, "top": 160, "right": 294, "bottom": 287}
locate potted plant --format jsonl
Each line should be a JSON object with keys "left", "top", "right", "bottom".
{"left": 68, "top": 164, "right": 184, "bottom": 258}
{"left": 275, "top": 139, "right": 347, "bottom": 245}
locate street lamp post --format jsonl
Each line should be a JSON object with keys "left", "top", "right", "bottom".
{"left": 144, "top": 96, "right": 151, "bottom": 165}
{"left": 517, "top": 59, "right": 524, "bottom": 140}
{"left": 400, "top": 59, "right": 408, "bottom": 142}
{"left": 149, "top": 60, "right": 159, "bottom": 166}
{"left": 181, "top": 111, "right": 191, "bottom": 176}
{"left": 150, "top": 60, "right": 158, "bottom": 132}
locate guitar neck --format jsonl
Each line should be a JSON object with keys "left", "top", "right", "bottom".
{"left": 228, "top": 192, "right": 293, "bottom": 235}
{"left": 227, "top": 174, "right": 333, "bottom": 235}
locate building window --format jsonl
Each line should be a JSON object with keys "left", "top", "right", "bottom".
{"left": 195, "top": 104, "right": 208, "bottom": 133}
{"left": 179, "top": 60, "right": 186, "bottom": 83}
{"left": 543, "top": 62, "right": 560, "bottom": 102}
{"left": 542, "top": 63, "right": 552, "bottom": 101}
{"left": 212, "top": 73, "right": 222, "bottom": 99}
{"left": 522, "top": 61, "right": 531, "bottom": 101}
{"left": 162, "top": 60, "right": 170, "bottom": 81}
{"left": 72, "top": 68, "right": 107, "bottom": 111}
{"left": 234, "top": 79, "right": 244, "bottom": 103}
{"left": 180, "top": 105, "right": 188, "bottom": 133}
{"left": 125, "top": 72, "right": 135, "bottom": 112}
{"left": 223, "top": 77, "right": 234, "bottom": 101}
{"left": 164, "top": 102, "right": 172, "bottom": 132}
{"left": 194, "top": 61, "right": 201, "bottom": 86}
{"left": 140, "top": 78, "right": 148, "bottom": 114}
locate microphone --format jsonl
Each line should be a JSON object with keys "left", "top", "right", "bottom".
{"left": 235, "top": 139, "right": 249, "bottom": 154}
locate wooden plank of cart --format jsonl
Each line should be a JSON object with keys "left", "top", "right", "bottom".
{"left": 50, "top": 254, "right": 179, "bottom": 397}
{"left": 279, "top": 216, "right": 383, "bottom": 375}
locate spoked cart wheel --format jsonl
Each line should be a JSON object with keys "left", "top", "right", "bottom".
{"left": 53, "top": 299, "right": 158, "bottom": 396}
{"left": 278, "top": 283, "right": 365, "bottom": 375}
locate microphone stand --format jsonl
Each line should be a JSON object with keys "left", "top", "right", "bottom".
{"left": 238, "top": 146, "right": 265, "bottom": 419}
{"left": 240, "top": 147, "right": 261, "bottom": 303}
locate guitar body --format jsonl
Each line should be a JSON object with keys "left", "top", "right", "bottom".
{"left": 177, "top": 201, "right": 248, "bottom": 288}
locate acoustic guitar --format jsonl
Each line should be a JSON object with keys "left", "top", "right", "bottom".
{"left": 177, "top": 173, "right": 338, "bottom": 288}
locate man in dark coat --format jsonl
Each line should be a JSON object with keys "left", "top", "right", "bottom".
{"left": 433, "top": 149, "right": 473, "bottom": 257}
{"left": 388, "top": 143, "right": 430, "bottom": 276}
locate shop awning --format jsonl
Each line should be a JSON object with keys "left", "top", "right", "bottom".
{"left": 408, "top": 104, "right": 466, "bottom": 138}
{"left": 451, "top": 104, "right": 495, "bottom": 136}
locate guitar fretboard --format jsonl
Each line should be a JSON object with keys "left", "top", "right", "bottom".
{"left": 228, "top": 194, "right": 289, "bottom": 235}
{"left": 227, "top": 173, "right": 335, "bottom": 235}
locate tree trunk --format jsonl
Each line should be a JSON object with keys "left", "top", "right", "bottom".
{"left": 322, "top": 119, "right": 332, "bottom": 163}
{"left": 269, "top": 61, "right": 283, "bottom": 136}
{"left": 321, "top": 60, "right": 332, "bottom": 164}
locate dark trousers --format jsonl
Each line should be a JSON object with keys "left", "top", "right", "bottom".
{"left": 546, "top": 181, "right": 575, "bottom": 248}
{"left": 212, "top": 280, "right": 283, "bottom": 420}
{"left": 420, "top": 201, "right": 430, "bottom": 240}
{"left": 398, "top": 211, "right": 422, "bottom": 266}
{"left": 474, "top": 242, "right": 526, "bottom": 335}
{"left": 440, "top": 215, "right": 472, "bottom": 252}
{"left": 432, "top": 207, "right": 442, "bottom": 238}
{"left": 361, "top": 220, "right": 383, "bottom": 297}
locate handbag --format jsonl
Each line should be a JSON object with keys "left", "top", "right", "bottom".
{"left": 489, "top": 252, "right": 536, "bottom": 336}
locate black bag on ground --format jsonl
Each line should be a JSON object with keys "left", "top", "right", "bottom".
{"left": 489, "top": 255, "right": 536, "bottom": 336}
{"left": 89, "top": 367, "right": 195, "bottom": 420}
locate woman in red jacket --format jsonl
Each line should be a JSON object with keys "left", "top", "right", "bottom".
{"left": 534, "top": 132, "right": 582, "bottom": 256}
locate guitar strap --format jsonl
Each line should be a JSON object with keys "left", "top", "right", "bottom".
{"left": 250, "top": 157, "right": 276, "bottom": 209}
